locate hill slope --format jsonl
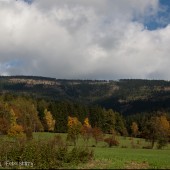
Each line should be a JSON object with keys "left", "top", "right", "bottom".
{"left": 1, "top": 76, "right": 170, "bottom": 115}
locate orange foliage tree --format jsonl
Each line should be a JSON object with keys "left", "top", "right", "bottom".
{"left": 155, "top": 115, "right": 170, "bottom": 148}
{"left": 92, "top": 126, "right": 104, "bottom": 145}
{"left": 104, "top": 129, "right": 119, "bottom": 147}
{"left": 81, "top": 118, "right": 92, "bottom": 144}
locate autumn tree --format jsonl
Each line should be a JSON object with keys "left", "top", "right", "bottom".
{"left": 92, "top": 126, "right": 104, "bottom": 145}
{"left": 0, "top": 103, "right": 14, "bottom": 135}
{"left": 104, "top": 129, "right": 119, "bottom": 147}
{"left": 156, "top": 115, "right": 170, "bottom": 149}
{"left": 43, "top": 109, "right": 55, "bottom": 132}
{"left": 0, "top": 117, "right": 9, "bottom": 135}
{"left": 7, "top": 109, "right": 24, "bottom": 138}
{"left": 9, "top": 108, "right": 17, "bottom": 124}
{"left": 143, "top": 115, "right": 170, "bottom": 149}
{"left": 67, "top": 116, "right": 82, "bottom": 146}
{"left": 10, "top": 98, "right": 44, "bottom": 140}
{"left": 131, "top": 122, "right": 138, "bottom": 137}
{"left": 81, "top": 118, "right": 92, "bottom": 144}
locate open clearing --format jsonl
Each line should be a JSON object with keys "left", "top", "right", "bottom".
{"left": 32, "top": 132, "right": 170, "bottom": 169}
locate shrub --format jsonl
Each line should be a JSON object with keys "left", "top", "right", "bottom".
{"left": 137, "top": 140, "right": 141, "bottom": 145}
{"left": 104, "top": 137, "right": 119, "bottom": 147}
{"left": 92, "top": 127, "right": 104, "bottom": 145}
{"left": 142, "top": 146, "right": 152, "bottom": 149}
{"left": 25, "top": 127, "right": 33, "bottom": 140}
{"left": 157, "top": 137, "right": 169, "bottom": 149}
{"left": 66, "top": 147, "right": 94, "bottom": 164}
{"left": 0, "top": 135, "right": 94, "bottom": 169}
{"left": 121, "top": 145, "right": 128, "bottom": 148}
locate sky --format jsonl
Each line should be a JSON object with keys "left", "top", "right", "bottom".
{"left": 1, "top": 0, "right": 170, "bottom": 80}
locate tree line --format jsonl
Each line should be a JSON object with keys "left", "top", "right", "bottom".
{"left": 0, "top": 93, "right": 170, "bottom": 149}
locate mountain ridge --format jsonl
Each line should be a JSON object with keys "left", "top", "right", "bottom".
{"left": 1, "top": 75, "right": 170, "bottom": 115}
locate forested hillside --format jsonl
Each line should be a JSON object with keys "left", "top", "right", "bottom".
{"left": 0, "top": 76, "right": 170, "bottom": 147}
{"left": 1, "top": 76, "right": 170, "bottom": 115}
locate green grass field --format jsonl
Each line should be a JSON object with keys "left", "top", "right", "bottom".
{"left": 92, "top": 147, "right": 170, "bottom": 169}
{"left": 32, "top": 132, "right": 170, "bottom": 169}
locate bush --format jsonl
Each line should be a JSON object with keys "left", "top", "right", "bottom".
{"left": 68, "top": 147, "right": 93, "bottom": 164}
{"left": 25, "top": 127, "right": 33, "bottom": 140}
{"left": 0, "top": 135, "right": 94, "bottom": 169}
{"left": 142, "top": 146, "right": 152, "bottom": 149}
{"left": 104, "top": 137, "right": 119, "bottom": 147}
{"left": 121, "top": 145, "right": 128, "bottom": 148}
{"left": 157, "top": 138, "right": 169, "bottom": 149}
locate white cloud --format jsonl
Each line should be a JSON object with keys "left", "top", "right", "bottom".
{"left": 1, "top": 0, "right": 170, "bottom": 80}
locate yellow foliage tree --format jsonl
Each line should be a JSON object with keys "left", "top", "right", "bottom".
{"left": 131, "top": 122, "right": 138, "bottom": 137}
{"left": 81, "top": 118, "right": 92, "bottom": 143}
{"left": 67, "top": 116, "right": 82, "bottom": 146}
{"left": 159, "top": 116, "right": 170, "bottom": 132}
{"left": 147, "top": 115, "right": 170, "bottom": 148}
{"left": 43, "top": 109, "right": 55, "bottom": 132}
{"left": 9, "top": 109, "right": 17, "bottom": 126}
{"left": 8, "top": 124, "right": 24, "bottom": 137}
{"left": 84, "top": 118, "right": 91, "bottom": 128}
{"left": 155, "top": 115, "right": 170, "bottom": 149}
{"left": 8, "top": 109, "right": 24, "bottom": 137}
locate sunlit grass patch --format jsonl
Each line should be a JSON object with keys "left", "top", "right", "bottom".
{"left": 125, "top": 161, "right": 150, "bottom": 169}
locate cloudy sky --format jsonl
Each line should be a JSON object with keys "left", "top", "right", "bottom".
{"left": 1, "top": 0, "right": 170, "bottom": 80}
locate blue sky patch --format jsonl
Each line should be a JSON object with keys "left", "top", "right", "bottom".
{"left": 143, "top": 0, "right": 170, "bottom": 30}
{"left": 4, "top": 60, "right": 23, "bottom": 69}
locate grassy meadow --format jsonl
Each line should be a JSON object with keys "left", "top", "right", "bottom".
{"left": 32, "top": 132, "right": 170, "bottom": 169}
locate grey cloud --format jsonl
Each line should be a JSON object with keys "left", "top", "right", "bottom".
{"left": 1, "top": 0, "right": 170, "bottom": 80}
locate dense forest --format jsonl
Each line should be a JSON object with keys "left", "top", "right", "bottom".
{"left": 0, "top": 76, "right": 170, "bottom": 147}
{"left": 0, "top": 93, "right": 126, "bottom": 134}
